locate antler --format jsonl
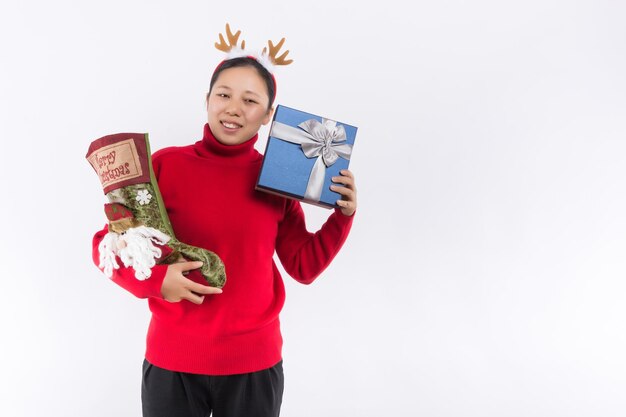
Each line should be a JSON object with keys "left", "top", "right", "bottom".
{"left": 262, "top": 38, "right": 293, "bottom": 65}
{"left": 214, "top": 23, "right": 246, "bottom": 52}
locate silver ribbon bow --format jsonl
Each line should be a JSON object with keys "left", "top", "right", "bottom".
{"left": 270, "top": 118, "right": 353, "bottom": 202}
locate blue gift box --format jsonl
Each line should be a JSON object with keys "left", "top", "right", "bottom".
{"left": 256, "top": 105, "right": 358, "bottom": 209}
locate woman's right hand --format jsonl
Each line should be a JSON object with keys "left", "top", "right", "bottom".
{"left": 161, "top": 261, "right": 223, "bottom": 304}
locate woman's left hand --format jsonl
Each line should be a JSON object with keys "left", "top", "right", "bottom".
{"left": 331, "top": 169, "right": 357, "bottom": 217}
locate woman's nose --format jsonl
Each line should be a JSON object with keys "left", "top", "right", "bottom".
{"left": 225, "top": 102, "right": 241, "bottom": 117}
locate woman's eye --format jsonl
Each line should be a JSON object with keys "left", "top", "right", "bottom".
{"left": 217, "top": 93, "right": 229, "bottom": 98}
{"left": 245, "top": 99, "right": 258, "bottom": 104}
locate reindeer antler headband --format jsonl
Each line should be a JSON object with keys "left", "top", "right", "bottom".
{"left": 214, "top": 23, "right": 293, "bottom": 72}
{"left": 211, "top": 24, "right": 292, "bottom": 102}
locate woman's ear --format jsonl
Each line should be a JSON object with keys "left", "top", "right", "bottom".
{"left": 262, "top": 106, "right": 275, "bottom": 125}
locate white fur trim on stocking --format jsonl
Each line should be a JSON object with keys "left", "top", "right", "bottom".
{"left": 117, "top": 226, "right": 172, "bottom": 280}
{"left": 98, "top": 232, "right": 120, "bottom": 278}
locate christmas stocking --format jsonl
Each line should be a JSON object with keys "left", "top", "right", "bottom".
{"left": 86, "top": 132, "right": 226, "bottom": 288}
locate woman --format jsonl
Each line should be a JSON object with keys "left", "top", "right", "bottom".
{"left": 92, "top": 43, "right": 357, "bottom": 417}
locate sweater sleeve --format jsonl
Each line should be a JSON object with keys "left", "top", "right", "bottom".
{"left": 275, "top": 199, "right": 355, "bottom": 285}
{"left": 92, "top": 224, "right": 168, "bottom": 299}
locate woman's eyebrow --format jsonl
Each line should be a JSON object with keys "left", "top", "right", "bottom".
{"left": 214, "top": 86, "right": 260, "bottom": 97}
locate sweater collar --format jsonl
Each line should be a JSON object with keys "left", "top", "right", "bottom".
{"left": 195, "top": 123, "right": 259, "bottom": 160}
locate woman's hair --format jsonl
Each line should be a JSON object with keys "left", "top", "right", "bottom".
{"left": 208, "top": 57, "right": 276, "bottom": 110}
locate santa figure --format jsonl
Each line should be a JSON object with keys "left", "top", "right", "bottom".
{"left": 98, "top": 203, "right": 178, "bottom": 280}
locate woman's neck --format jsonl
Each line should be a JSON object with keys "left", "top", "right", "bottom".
{"left": 195, "top": 123, "right": 259, "bottom": 161}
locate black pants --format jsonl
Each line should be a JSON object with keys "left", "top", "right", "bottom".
{"left": 141, "top": 359, "right": 284, "bottom": 417}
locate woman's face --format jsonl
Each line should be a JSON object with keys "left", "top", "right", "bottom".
{"left": 207, "top": 66, "right": 274, "bottom": 145}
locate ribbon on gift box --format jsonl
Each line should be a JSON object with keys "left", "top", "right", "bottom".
{"left": 270, "top": 118, "right": 353, "bottom": 202}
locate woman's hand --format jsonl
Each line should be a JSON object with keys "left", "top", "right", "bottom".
{"left": 331, "top": 169, "right": 357, "bottom": 217}
{"left": 161, "top": 261, "right": 223, "bottom": 304}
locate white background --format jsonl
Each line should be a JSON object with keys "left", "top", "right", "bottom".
{"left": 1, "top": 0, "right": 625, "bottom": 416}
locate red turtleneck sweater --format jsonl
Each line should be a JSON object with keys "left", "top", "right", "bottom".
{"left": 92, "top": 124, "right": 354, "bottom": 375}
